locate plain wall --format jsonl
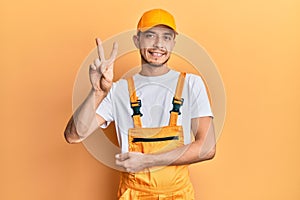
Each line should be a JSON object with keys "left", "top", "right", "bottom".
{"left": 1, "top": 0, "right": 299, "bottom": 199}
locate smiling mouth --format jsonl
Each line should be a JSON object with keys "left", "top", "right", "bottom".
{"left": 148, "top": 49, "right": 166, "bottom": 58}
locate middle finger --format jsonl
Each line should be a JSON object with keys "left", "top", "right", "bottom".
{"left": 94, "top": 58, "right": 101, "bottom": 67}
{"left": 96, "top": 38, "right": 105, "bottom": 60}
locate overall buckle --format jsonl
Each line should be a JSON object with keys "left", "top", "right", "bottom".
{"left": 170, "top": 97, "right": 184, "bottom": 115}
{"left": 131, "top": 99, "right": 143, "bottom": 117}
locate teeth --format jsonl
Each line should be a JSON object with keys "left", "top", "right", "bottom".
{"left": 151, "top": 52, "right": 162, "bottom": 57}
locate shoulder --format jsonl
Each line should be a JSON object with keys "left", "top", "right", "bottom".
{"left": 185, "top": 73, "right": 206, "bottom": 87}
{"left": 107, "top": 79, "right": 129, "bottom": 97}
{"left": 112, "top": 78, "right": 128, "bottom": 89}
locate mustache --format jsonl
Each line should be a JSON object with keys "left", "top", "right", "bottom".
{"left": 140, "top": 53, "right": 170, "bottom": 67}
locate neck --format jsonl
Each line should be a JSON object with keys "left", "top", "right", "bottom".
{"left": 139, "top": 61, "right": 170, "bottom": 77}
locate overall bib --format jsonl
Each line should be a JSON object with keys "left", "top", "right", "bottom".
{"left": 117, "top": 72, "right": 195, "bottom": 200}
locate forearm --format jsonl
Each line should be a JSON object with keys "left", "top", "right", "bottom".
{"left": 115, "top": 117, "right": 216, "bottom": 172}
{"left": 64, "top": 89, "right": 106, "bottom": 143}
{"left": 146, "top": 140, "right": 216, "bottom": 167}
{"left": 148, "top": 117, "right": 215, "bottom": 167}
{"left": 115, "top": 140, "right": 216, "bottom": 172}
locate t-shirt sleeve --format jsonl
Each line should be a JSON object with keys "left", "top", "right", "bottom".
{"left": 95, "top": 85, "right": 115, "bottom": 128}
{"left": 188, "top": 74, "right": 214, "bottom": 118}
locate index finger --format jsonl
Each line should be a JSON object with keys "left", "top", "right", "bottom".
{"left": 95, "top": 38, "right": 105, "bottom": 60}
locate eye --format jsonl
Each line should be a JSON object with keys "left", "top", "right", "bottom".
{"left": 164, "top": 35, "right": 172, "bottom": 41}
{"left": 145, "top": 33, "right": 155, "bottom": 38}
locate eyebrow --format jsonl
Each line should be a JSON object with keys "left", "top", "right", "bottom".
{"left": 143, "top": 30, "right": 174, "bottom": 36}
{"left": 163, "top": 32, "right": 174, "bottom": 36}
{"left": 143, "top": 30, "right": 155, "bottom": 34}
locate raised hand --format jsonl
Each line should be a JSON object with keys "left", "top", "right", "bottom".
{"left": 89, "top": 38, "right": 118, "bottom": 94}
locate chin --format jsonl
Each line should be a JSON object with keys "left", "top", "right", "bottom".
{"left": 148, "top": 61, "right": 167, "bottom": 67}
{"left": 141, "top": 55, "right": 170, "bottom": 67}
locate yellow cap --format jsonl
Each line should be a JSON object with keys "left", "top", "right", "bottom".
{"left": 137, "top": 9, "right": 177, "bottom": 33}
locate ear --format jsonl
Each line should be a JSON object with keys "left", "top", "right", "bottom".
{"left": 132, "top": 35, "right": 140, "bottom": 49}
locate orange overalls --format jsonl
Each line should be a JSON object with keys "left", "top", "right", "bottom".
{"left": 117, "top": 72, "right": 195, "bottom": 199}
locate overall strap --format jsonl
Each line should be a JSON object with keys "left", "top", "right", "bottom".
{"left": 127, "top": 77, "right": 142, "bottom": 128}
{"left": 169, "top": 72, "right": 186, "bottom": 126}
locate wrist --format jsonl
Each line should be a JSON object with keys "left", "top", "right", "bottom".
{"left": 92, "top": 89, "right": 106, "bottom": 97}
{"left": 90, "top": 89, "right": 107, "bottom": 109}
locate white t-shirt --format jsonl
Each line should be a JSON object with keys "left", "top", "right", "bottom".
{"left": 96, "top": 70, "right": 213, "bottom": 153}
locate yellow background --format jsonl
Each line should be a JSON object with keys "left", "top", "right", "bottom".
{"left": 1, "top": 0, "right": 299, "bottom": 199}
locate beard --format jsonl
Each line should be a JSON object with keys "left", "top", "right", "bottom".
{"left": 140, "top": 51, "right": 170, "bottom": 67}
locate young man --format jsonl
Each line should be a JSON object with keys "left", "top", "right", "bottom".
{"left": 65, "top": 8, "right": 216, "bottom": 199}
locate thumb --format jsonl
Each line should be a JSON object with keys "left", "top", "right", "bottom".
{"left": 115, "top": 152, "right": 130, "bottom": 161}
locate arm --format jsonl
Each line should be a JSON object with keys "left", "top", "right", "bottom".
{"left": 64, "top": 90, "right": 107, "bottom": 143}
{"left": 64, "top": 38, "right": 118, "bottom": 144}
{"left": 155, "top": 116, "right": 216, "bottom": 165}
{"left": 115, "top": 116, "right": 216, "bottom": 172}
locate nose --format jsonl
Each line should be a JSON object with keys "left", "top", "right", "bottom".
{"left": 153, "top": 35, "right": 164, "bottom": 49}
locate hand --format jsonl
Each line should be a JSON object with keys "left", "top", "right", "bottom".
{"left": 115, "top": 152, "right": 150, "bottom": 173}
{"left": 89, "top": 38, "right": 118, "bottom": 94}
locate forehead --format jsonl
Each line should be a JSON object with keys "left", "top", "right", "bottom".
{"left": 143, "top": 25, "right": 175, "bottom": 35}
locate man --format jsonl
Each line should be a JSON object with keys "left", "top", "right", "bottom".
{"left": 65, "top": 8, "right": 216, "bottom": 199}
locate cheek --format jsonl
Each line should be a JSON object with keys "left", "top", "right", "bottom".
{"left": 139, "top": 41, "right": 153, "bottom": 49}
{"left": 166, "top": 42, "right": 175, "bottom": 51}
{"left": 139, "top": 48, "right": 149, "bottom": 59}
